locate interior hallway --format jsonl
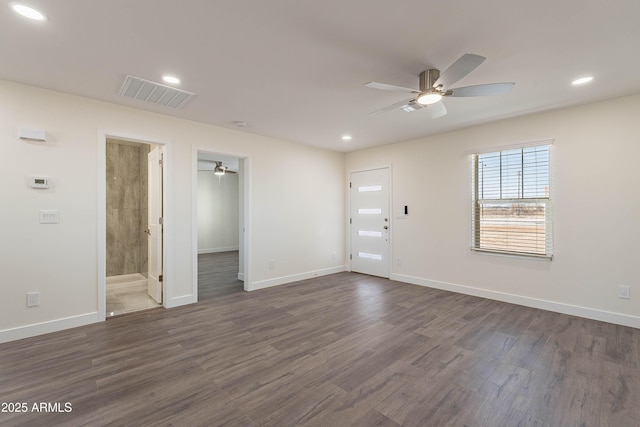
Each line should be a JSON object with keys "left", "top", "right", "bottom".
{"left": 198, "top": 250, "right": 244, "bottom": 300}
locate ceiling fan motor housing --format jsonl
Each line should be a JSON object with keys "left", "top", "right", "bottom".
{"left": 420, "top": 69, "right": 441, "bottom": 91}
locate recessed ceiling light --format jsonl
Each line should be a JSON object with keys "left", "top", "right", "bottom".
{"left": 10, "top": 3, "right": 47, "bottom": 21}
{"left": 342, "top": 135, "right": 352, "bottom": 141}
{"left": 162, "top": 75, "right": 180, "bottom": 85}
{"left": 572, "top": 76, "right": 594, "bottom": 86}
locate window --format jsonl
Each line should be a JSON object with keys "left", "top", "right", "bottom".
{"left": 472, "top": 144, "right": 552, "bottom": 258}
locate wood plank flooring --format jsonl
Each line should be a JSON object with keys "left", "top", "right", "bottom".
{"left": 198, "top": 251, "right": 244, "bottom": 300}
{"left": 1, "top": 272, "right": 639, "bottom": 426}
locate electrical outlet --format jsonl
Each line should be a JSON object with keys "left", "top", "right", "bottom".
{"left": 619, "top": 286, "right": 630, "bottom": 300}
{"left": 332, "top": 251, "right": 337, "bottom": 260}
{"left": 269, "top": 259, "right": 276, "bottom": 270}
{"left": 396, "top": 257, "right": 401, "bottom": 266}
{"left": 26, "top": 292, "right": 39, "bottom": 307}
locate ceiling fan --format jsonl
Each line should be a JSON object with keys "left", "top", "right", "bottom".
{"left": 365, "top": 53, "right": 515, "bottom": 118}
{"left": 198, "top": 160, "right": 237, "bottom": 176}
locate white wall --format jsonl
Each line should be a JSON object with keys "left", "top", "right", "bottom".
{"left": 346, "top": 93, "right": 640, "bottom": 328}
{"left": 197, "top": 171, "right": 239, "bottom": 253}
{"left": 0, "top": 80, "right": 346, "bottom": 342}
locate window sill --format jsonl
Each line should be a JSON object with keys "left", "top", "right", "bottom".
{"left": 471, "top": 248, "right": 553, "bottom": 260}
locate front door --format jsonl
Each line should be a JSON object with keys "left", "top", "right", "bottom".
{"left": 350, "top": 168, "right": 390, "bottom": 278}
{"left": 147, "top": 146, "right": 163, "bottom": 303}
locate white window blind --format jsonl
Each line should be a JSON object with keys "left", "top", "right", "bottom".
{"left": 472, "top": 145, "right": 552, "bottom": 258}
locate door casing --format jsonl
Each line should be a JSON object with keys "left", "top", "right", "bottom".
{"left": 192, "top": 147, "right": 251, "bottom": 298}
{"left": 97, "top": 131, "right": 171, "bottom": 320}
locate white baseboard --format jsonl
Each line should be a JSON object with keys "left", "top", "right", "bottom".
{"left": 391, "top": 273, "right": 640, "bottom": 329}
{"left": 248, "top": 265, "right": 347, "bottom": 291}
{"left": 0, "top": 312, "right": 101, "bottom": 344}
{"left": 165, "top": 294, "right": 197, "bottom": 308}
{"left": 238, "top": 272, "right": 245, "bottom": 281}
{"left": 198, "top": 246, "right": 239, "bottom": 254}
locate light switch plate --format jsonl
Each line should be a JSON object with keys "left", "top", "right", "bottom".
{"left": 39, "top": 210, "right": 59, "bottom": 224}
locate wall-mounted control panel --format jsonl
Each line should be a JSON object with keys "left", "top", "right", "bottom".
{"left": 28, "top": 176, "right": 50, "bottom": 189}
{"left": 19, "top": 128, "right": 47, "bottom": 142}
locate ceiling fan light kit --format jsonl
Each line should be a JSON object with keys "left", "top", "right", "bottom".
{"left": 416, "top": 92, "right": 442, "bottom": 105}
{"left": 366, "top": 53, "right": 515, "bottom": 118}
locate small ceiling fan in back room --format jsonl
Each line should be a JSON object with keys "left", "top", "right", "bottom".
{"left": 365, "top": 53, "right": 515, "bottom": 118}
{"left": 198, "top": 161, "right": 237, "bottom": 176}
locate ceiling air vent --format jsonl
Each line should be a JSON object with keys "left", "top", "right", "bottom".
{"left": 119, "top": 75, "right": 194, "bottom": 108}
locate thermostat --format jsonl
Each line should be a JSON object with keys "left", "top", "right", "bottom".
{"left": 29, "top": 176, "right": 50, "bottom": 189}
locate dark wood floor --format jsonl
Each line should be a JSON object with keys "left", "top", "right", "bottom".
{"left": 198, "top": 251, "right": 244, "bottom": 300}
{"left": 1, "top": 272, "right": 639, "bottom": 426}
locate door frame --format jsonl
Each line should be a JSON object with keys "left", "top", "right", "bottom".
{"left": 347, "top": 165, "right": 393, "bottom": 277}
{"left": 97, "top": 130, "right": 172, "bottom": 320}
{"left": 191, "top": 146, "right": 251, "bottom": 298}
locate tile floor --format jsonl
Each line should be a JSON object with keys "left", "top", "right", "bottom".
{"left": 106, "top": 273, "right": 162, "bottom": 317}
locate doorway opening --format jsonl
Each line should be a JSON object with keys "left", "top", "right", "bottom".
{"left": 103, "top": 137, "right": 164, "bottom": 317}
{"left": 195, "top": 151, "right": 246, "bottom": 299}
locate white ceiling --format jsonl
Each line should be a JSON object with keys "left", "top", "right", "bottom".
{"left": 2, "top": 1, "right": 639, "bottom": 152}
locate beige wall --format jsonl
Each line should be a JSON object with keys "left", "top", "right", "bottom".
{"left": 0, "top": 80, "right": 345, "bottom": 341}
{"left": 2, "top": 76, "right": 638, "bottom": 342}
{"left": 346, "top": 93, "right": 640, "bottom": 327}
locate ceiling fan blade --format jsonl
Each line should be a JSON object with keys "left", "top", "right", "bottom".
{"left": 448, "top": 82, "right": 515, "bottom": 97}
{"left": 427, "top": 101, "right": 447, "bottom": 119}
{"left": 365, "top": 81, "right": 420, "bottom": 94}
{"left": 433, "top": 53, "right": 486, "bottom": 89}
{"left": 368, "top": 98, "right": 418, "bottom": 116}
